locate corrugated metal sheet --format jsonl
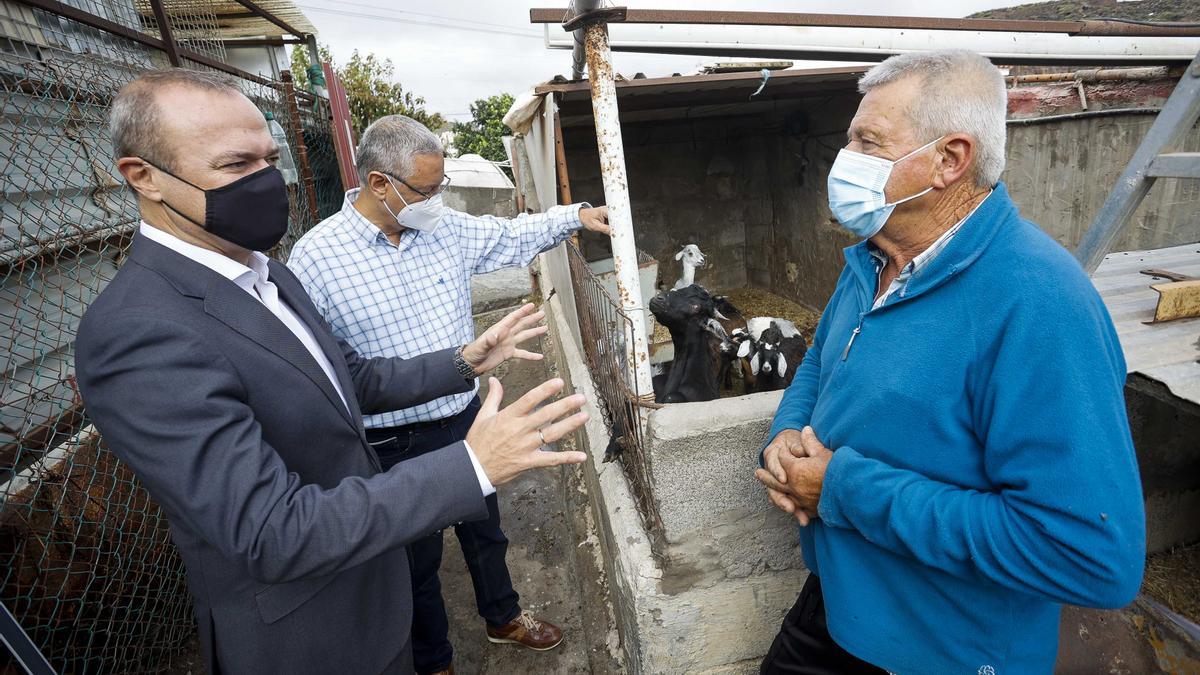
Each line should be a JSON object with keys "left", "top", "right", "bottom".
{"left": 1093, "top": 242, "right": 1200, "bottom": 405}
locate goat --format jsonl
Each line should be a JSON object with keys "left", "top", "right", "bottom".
{"left": 648, "top": 284, "right": 723, "bottom": 403}
{"left": 711, "top": 295, "right": 748, "bottom": 391}
{"left": 672, "top": 244, "right": 706, "bottom": 290}
{"left": 737, "top": 320, "right": 807, "bottom": 392}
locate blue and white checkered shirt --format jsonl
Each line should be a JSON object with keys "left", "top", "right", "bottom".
{"left": 287, "top": 189, "right": 584, "bottom": 428}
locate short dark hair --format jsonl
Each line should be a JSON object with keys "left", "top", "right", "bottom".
{"left": 109, "top": 68, "right": 242, "bottom": 171}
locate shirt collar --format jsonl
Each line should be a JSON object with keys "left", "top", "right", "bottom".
{"left": 343, "top": 188, "right": 395, "bottom": 246}
{"left": 867, "top": 189, "right": 992, "bottom": 271}
{"left": 138, "top": 221, "right": 268, "bottom": 293}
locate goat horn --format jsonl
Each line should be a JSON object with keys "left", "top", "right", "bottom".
{"left": 713, "top": 308, "right": 729, "bottom": 321}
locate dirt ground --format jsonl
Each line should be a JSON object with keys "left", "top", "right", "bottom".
{"left": 161, "top": 311, "right": 623, "bottom": 675}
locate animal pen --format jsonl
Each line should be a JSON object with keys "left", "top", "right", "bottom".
{"left": 510, "top": 7, "right": 1200, "bottom": 673}
{"left": 0, "top": 0, "right": 343, "bottom": 671}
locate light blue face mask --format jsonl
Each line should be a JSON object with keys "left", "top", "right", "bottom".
{"left": 826, "top": 136, "right": 943, "bottom": 239}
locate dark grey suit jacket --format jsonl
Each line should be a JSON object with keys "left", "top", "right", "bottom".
{"left": 74, "top": 234, "right": 489, "bottom": 674}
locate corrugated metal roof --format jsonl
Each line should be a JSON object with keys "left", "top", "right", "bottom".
{"left": 1093, "top": 242, "right": 1200, "bottom": 405}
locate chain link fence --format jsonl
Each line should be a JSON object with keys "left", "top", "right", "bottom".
{"left": 0, "top": 2, "right": 342, "bottom": 671}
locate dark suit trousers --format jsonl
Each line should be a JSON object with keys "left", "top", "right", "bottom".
{"left": 761, "top": 574, "right": 888, "bottom": 675}
{"left": 366, "top": 397, "right": 521, "bottom": 674}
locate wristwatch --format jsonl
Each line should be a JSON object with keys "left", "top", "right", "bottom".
{"left": 453, "top": 345, "right": 477, "bottom": 381}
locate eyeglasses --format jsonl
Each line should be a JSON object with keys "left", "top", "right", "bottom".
{"left": 383, "top": 172, "right": 452, "bottom": 199}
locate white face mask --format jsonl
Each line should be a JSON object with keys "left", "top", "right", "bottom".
{"left": 382, "top": 175, "right": 444, "bottom": 233}
{"left": 826, "top": 136, "right": 943, "bottom": 240}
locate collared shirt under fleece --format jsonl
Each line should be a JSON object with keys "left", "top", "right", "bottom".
{"left": 763, "top": 183, "right": 1145, "bottom": 674}
{"left": 286, "top": 189, "right": 585, "bottom": 429}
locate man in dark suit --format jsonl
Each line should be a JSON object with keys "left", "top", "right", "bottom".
{"left": 74, "top": 68, "right": 590, "bottom": 675}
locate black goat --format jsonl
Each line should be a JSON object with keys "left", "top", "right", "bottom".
{"left": 648, "top": 284, "right": 724, "bottom": 403}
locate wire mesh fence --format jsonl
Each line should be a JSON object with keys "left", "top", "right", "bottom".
{"left": 0, "top": 2, "right": 342, "bottom": 671}
{"left": 564, "top": 241, "right": 665, "bottom": 543}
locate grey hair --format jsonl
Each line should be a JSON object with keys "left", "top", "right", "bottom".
{"left": 355, "top": 115, "right": 444, "bottom": 186}
{"left": 858, "top": 50, "right": 1007, "bottom": 188}
{"left": 109, "top": 68, "right": 242, "bottom": 171}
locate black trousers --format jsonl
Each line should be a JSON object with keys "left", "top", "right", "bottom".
{"left": 761, "top": 574, "right": 888, "bottom": 675}
{"left": 366, "top": 397, "right": 521, "bottom": 674}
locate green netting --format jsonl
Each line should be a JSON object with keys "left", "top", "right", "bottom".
{"left": 0, "top": 6, "right": 341, "bottom": 672}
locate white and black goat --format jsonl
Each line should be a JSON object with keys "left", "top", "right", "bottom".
{"left": 736, "top": 319, "right": 807, "bottom": 392}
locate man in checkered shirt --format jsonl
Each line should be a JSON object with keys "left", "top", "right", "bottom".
{"left": 287, "top": 115, "right": 610, "bottom": 675}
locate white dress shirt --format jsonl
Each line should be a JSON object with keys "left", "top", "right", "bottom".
{"left": 138, "top": 223, "right": 495, "bottom": 496}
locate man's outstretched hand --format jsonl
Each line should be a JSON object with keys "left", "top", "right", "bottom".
{"left": 462, "top": 303, "right": 547, "bottom": 375}
{"left": 465, "top": 377, "right": 589, "bottom": 486}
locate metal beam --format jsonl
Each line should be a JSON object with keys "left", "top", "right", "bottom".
{"left": 530, "top": 8, "right": 1200, "bottom": 37}
{"left": 220, "top": 37, "right": 307, "bottom": 47}
{"left": 226, "top": 0, "right": 309, "bottom": 38}
{"left": 1075, "top": 50, "right": 1200, "bottom": 272}
{"left": 147, "top": 0, "right": 181, "bottom": 67}
{"left": 10, "top": 0, "right": 283, "bottom": 87}
{"left": 1146, "top": 152, "right": 1200, "bottom": 178}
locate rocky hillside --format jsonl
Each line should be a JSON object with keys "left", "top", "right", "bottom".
{"left": 970, "top": 0, "right": 1199, "bottom": 22}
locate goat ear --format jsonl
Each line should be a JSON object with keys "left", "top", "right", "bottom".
{"left": 675, "top": 250, "right": 684, "bottom": 260}
{"left": 777, "top": 354, "right": 787, "bottom": 376}
{"left": 737, "top": 340, "right": 752, "bottom": 358}
{"left": 750, "top": 352, "right": 761, "bottom": 375}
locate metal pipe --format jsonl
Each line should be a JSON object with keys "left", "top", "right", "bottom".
{"left": 583, "top": 23, "right": 654, "bottom": 401}
{"left": 281, "top": 70, "right": 319, "bottom": 224}
{"left": 532, "top": 8, "right": 1200, "bottom": 37}
{"left": 1006, "top": 107, "right": 1161, "bottom": 125}
{"left": 1007, "top": 66, "right": 1174, "bottom": 84}
{"left": 570, "top": 0, "right": 600, "bottom": 80}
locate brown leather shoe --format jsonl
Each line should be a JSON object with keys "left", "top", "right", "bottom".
{"left": 427, "top": 667, "right": 453, "bottom": 675}
{"left": 486, "top": 610, "right": 564, "bottom": 651}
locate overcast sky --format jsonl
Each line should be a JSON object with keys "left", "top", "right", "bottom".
{"left": 295, "top": 0, "right": 1023, "bottom": 121}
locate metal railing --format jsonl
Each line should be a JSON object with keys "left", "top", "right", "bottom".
{"left": 0, "top": 2, "right": 342, "bottom": 670}
{"left": 564, "top": 241, "right": 665, "bottom": 544}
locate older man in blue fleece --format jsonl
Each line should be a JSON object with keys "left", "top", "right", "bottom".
{"left": 754, "top": 49, "right": 1145, "bottom": 674}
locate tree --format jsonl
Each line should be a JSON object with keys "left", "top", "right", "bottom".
{"left": 451, "top": 93, "right": 515, "bottom": 165}
{"left": 290, "top": 44, "right": 445, "bottom": 137}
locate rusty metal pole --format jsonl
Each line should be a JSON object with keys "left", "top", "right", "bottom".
{"left": 147, "top": 0, "right": 181, "bottom": 67}
{"left": 280, "top": 70, "right": 319, "bottom": 224}
{"left": 583, "top": 23, "right": 654, "bottom": 400}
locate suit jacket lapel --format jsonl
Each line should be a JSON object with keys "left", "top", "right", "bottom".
{"left": 203, "top": 277, "right": 360, "bottom": 430}
{"left": 267, "top": 262, "right": 367, "bottom": 425}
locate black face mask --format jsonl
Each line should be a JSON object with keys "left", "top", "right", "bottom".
{"left": 146, "top": 162, "right": 291, "bottom": 252}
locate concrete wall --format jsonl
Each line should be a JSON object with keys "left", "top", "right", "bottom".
{"left": 546, "top": 281, "right": 806, "bottom": 674}
{"left": 560, "top": 79, "right": 1200, "bottom": 311}
{"left": 563, "top": 115, "right": 773, "bottom": 291}
{"left": 442, "top": 185, "right": 517, "bottom": 219}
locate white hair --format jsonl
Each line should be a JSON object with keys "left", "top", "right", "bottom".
{"left": 355, "top": 115, "right": 443, "bottom": 185}
{"left": 858, "top": 50, "right": 1007, "bottom": 188}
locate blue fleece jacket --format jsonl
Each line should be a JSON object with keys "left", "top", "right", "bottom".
{"left": 765, "top": 184, "right": 1145, "bottom": 674}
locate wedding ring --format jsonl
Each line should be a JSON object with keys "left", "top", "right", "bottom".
{"left": 538, "top": 428, "right": 547, "bottom": 446}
